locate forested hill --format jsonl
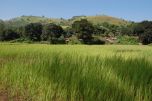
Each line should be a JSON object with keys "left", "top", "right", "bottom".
{"left": 1, "top": 15, "right": 151, "bottom": 45}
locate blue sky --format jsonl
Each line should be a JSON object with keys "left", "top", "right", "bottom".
{"left": 0, "top": 0, "right": 152, "bottom": 21}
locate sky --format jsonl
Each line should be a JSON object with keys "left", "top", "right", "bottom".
{"left": 0, "top": 0, "right": 152, "bottom": 21}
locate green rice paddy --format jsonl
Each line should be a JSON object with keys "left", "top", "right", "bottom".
{"left": 0, "top": 43, "right": 152, "bottom": 101}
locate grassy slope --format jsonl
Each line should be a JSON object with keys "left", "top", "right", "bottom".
{"left": 4, "top": 15, "right": 130, "bottom": 28}
{"left": 0, "top": 44, "right": 152, "bottom": 101}
{"left": 71, "top": 15, "right": 130, "bottom": 26}
{"left": 4, "top": 16, "right": 68, "bottom": 28}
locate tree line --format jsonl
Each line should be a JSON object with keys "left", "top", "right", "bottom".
{"left": 0, "top": 19, "right": 152, "bottom": 45}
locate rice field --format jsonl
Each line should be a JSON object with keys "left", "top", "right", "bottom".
{"left": 0, "top": 43, "right": 152, "bottom": 101}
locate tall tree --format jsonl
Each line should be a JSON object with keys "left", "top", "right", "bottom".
{"left": 0, "top": 29, "right": 19, "bottom": 41}
{"left": 41, "top": 23, "right": 64, "bottom": 43}
{"left": 24, "top": 23, "right": 42, "bottom": 41}
{"left": 72, "top": 19, "right": 94, "bottom": 44}
{"left": 0, "top": 20, "right": 5, "bottom": 35}
{"left": 136, "top": 21, "right": 152, "bottom": 44}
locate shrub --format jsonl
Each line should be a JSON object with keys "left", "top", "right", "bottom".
{"left": 91, "top": 38, "right": 105, "bottom": 45}
{"left": 117, "top": 35, "right": 139, "bottom": 45}
{"left": 0, "top": 29, "right": 20, "bottom": 41}
{"left": 68, "top": 35, "right": 82, "bottom": 44}
{"left": 50, "top": 35, "right": 66, "bottom": 44}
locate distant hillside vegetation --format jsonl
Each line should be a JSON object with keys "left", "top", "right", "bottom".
{"left": 4, "top": 16, "right": 68, "bottom": 27}
{"left": 70, "top": 15, "right": 130, "bottom": 26}
{"left": 3, "top": 15, "right": 130, "bottom": 28}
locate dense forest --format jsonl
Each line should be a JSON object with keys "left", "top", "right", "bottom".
{"left": 0, "top": 15, "right": 152, "bottom": 45}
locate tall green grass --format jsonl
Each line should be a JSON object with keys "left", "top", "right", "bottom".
{"left": 0, "top": 43, "right": 152, "bottom": 101}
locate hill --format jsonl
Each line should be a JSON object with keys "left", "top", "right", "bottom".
{"left": 3, "top": 15, "right": 131, "bottom": 28}
{"left": 70, "top": 15, "right": 130, "bottom": 26}
{"left": 4, "top": 16, "right": 68, "bottom": 27}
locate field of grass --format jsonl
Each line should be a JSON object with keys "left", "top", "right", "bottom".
{"left": 0, "top": 43, "right": 152, "bottom": 101}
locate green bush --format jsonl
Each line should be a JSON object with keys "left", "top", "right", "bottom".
{"left": 68, "top": 35, "right": 82, "bottom": 44}
{"left": 117, "top": 35, "right": 139, "bottom": 45}
{"left": 50, "top": 35, "right": 66, "bottom": 44}
{"left": 91, "top": 38, "right": 105, "bottom": 45}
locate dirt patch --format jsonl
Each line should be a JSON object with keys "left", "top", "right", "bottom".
{"left": 0, "top": 87, "right": 27, "bottom": 101}
{"left": 0, "top": 56, "right": 16, "bottom": 66}
{"left": 0, "top": 88, "right": 9, "bottom": 101}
